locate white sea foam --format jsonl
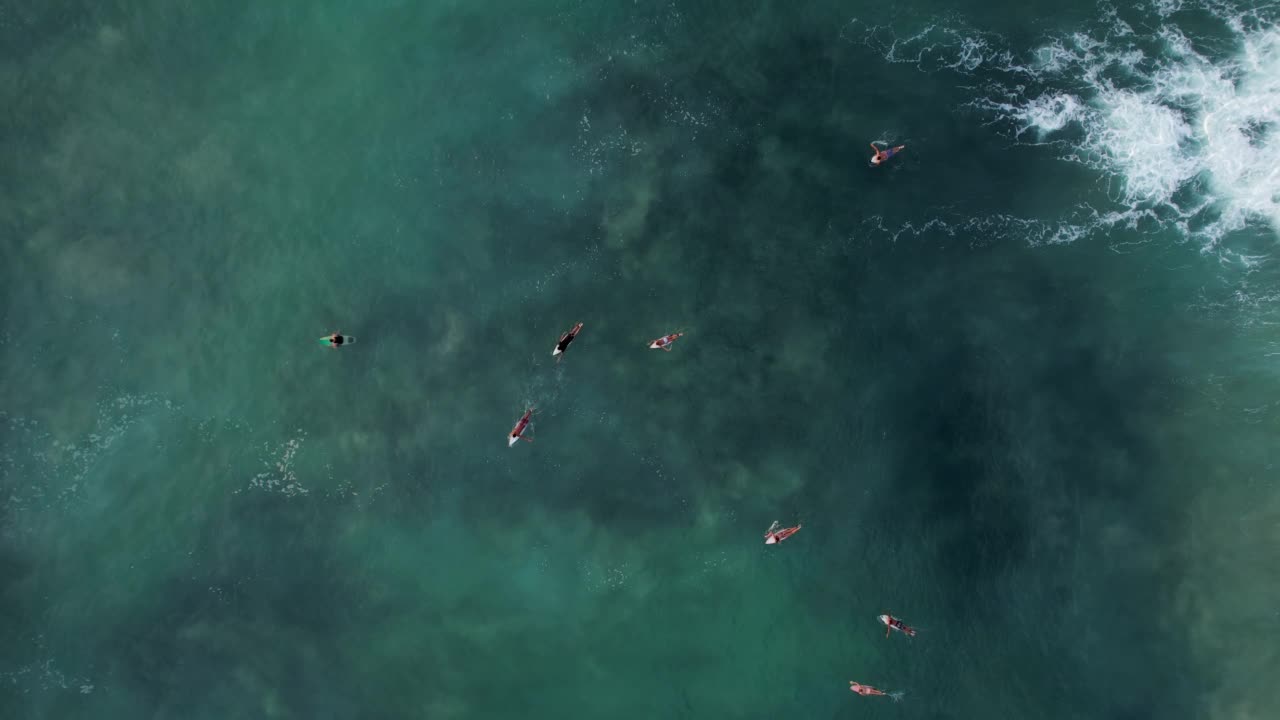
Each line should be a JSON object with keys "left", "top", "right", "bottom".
{"left": 1107, "top": 30, "right": 1272, "bottom": 243}
{"left": 847, "top": 3, "right": 1280, "bottom": 250}
{"left": 1013, "top": 93, "right": 1088, "bottom": 139}
{"left": 1, "top": 394, "right": 181, "bottom": 515}
{"left": 1196, "top": 28, "right": 1280, "bottom": 235}
{"left": 244, "top": 433, "right": 309, "bottom": 497}
{"left": 1001, "top": 7, "right": 1280, "bottom": 247}
{"left": 0, "top": 655, "right": 94, "bottom": 694}
{"left": 1088, "top": 87, "right": 1199, "bottom": 205}
{"left": 573, "top": 109, "right": 644, "bottom": 177}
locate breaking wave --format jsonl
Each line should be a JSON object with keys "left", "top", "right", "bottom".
{"left": 846, "top": 2, "right": 1280, "bottom": 252}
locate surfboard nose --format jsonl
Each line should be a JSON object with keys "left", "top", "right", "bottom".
{"left": 508, "top": 435, "right": 519, "bottom": 447}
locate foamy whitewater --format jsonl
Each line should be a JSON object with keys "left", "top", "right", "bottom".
{"left": 849, "top": 1, "right": 1280, "bottom": 252}
{"left": 1038, "top": 19, "right": 1280, "bottom": 244}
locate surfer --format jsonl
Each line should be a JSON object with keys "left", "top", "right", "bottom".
{"left": 879, "top": 614, "right": 917, "bottom": 638}
{"left": 553, "top": 322, "right": 584, "bottom": 360}
{"left": 322, "top": 332, "right": 350, "bottom": 349}
{"left": 508, "top": 408, "right": 535, "bottom": 447}
{"left": 870, "top": 142, "right": 905, "bottom": 166}
{"left": 849, "top": 682, "right": 888, "bottom": 697}
{"left": 764, "top": 521, "right": 802, "bottom": 545}
{"left": 648, "top": 331, "right": 685, "bottom": 352}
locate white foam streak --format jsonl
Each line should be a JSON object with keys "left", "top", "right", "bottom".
{"left": 844, "top": 212, "right": 1094, "bottom": 247}
{"left": 842, "top": 18, "right": 1020, "bottom": 75}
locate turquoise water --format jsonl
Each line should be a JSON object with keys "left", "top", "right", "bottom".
{"left": 3, "top": 1, "right": 1280, "bottom": 717}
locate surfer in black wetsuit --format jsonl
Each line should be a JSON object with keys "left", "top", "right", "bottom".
{"left": 324, "top": 332, "right": 346, "bottom": 348}
{"left": 552, "top": 322, "right": 583, "bottom": 360}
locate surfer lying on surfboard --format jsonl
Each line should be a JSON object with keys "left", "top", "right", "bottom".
{"left": 849, "top": 682, "right": 888, "bottom": 697}
{"left": 870, "top": 142, "right": 905, "bottom": 166}
{"left": 850, "top": 682, "right": 903, "bottom": 701}
{"left": 321, "top": 332, "right": 354, "bottom": 349}
{"left": 648, "top": 331, "right": 685, "bottom": 351}
{"left": 879, "top": 614, "right": 917, "bottom": 638}
{"left": 508, "top": 408, "right": 535, "bottom": 447}
{"left": 764, "top": 521, "right": 802, "bottom": 545}
{"left": 553, "top": 322, "right": 583, "bottom": 360}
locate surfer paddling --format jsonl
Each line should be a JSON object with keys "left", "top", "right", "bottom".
{"left": 552, "top": 322, "right": 584, "bottom": 360}
{"left": 508, "top": 408, "right": 534, "bottom": 447}
{"left": 764, "top": 521, "right": 802, "bottom": 545}
{"left": 849, "top": 682, "right": 888, "bottom": 697}
{"left": 879, "top": 614, "right": 917, "bottom": 638}
{"left": 648, "top": 331, "right": 685, "bottom": 352}
{"left": 870, "top": 142, "right": 905, "bottom": 166}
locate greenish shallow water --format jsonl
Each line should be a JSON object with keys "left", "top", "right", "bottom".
{"left": 3, "top": 1, "right": 1280, "bottom": 718}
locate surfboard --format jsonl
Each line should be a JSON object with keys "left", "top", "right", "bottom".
{"left": 318, "top": 335, "right": 356, "bottom": 346}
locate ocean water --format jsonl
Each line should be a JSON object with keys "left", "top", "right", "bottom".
{"left": 3, "top": 0, "right": 1280, "bottom": 718}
